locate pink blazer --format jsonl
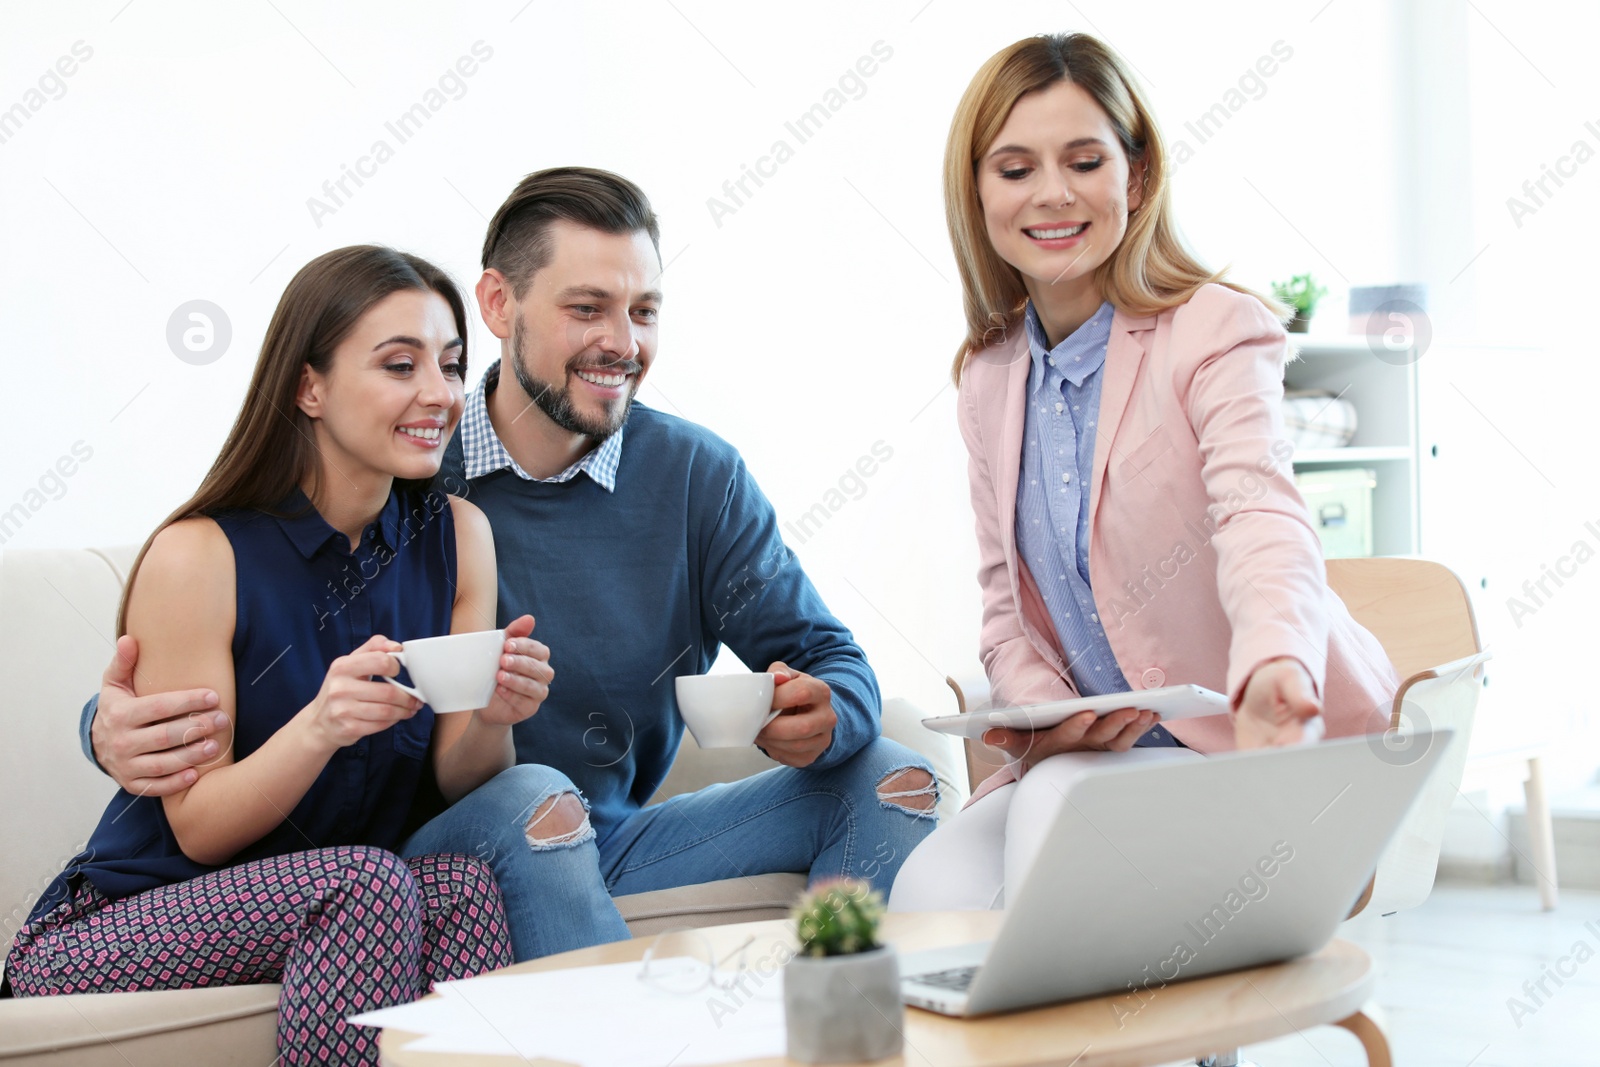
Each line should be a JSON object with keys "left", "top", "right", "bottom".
{"left": 960, "top": 284, "right": 1395, "bottom": 802}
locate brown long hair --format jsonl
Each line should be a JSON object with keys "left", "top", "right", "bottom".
{"left": 944, "top": 33, "right": 1284, "bottom": 383}
{"left": 116, "top": 245, "right": 468, "bottom": 634}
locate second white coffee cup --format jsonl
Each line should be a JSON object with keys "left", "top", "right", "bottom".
{"left": 674, "top": 672, "right": 779, "bottom": 748}
{"left": 383, "top": 629, "right": 505, "bottom": 713}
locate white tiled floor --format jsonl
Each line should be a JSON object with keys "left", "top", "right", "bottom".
{"left": 1174, "top": 882, "right": 1600, "bottom": 1066}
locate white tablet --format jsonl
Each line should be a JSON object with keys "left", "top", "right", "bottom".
{"left": 919, "top": 684, "right": 1230, "bottom": 741}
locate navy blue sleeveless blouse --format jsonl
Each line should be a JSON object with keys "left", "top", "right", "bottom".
{"left": 32, "top": 485, "right": 457, "bottom": 920}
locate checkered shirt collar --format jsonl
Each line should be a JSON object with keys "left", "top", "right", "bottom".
{"left": 459, "top": 361, "right": 623, "bottom": 491}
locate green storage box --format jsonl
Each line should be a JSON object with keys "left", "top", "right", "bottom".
{"left": 1294, "top": 467, "right": 1376, "bottom": 558}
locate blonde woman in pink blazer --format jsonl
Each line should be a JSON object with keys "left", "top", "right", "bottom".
{"left": 888, "top": 33, "right": 1396, "bottom": 911}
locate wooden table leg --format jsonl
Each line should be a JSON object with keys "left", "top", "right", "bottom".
{"left": 1524, "top": 755, "right": 1559, "bottom": 910}
{"left": 1336, "top": 1010, "right": 1392, "bottom": 1067}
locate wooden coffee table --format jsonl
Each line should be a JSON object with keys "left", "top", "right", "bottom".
{"left": 379, "top": 911, "right": 1390, "bottom": 1067}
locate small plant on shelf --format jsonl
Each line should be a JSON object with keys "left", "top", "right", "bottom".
{"left": 1272, "top": 273, "right": 1327, "bottom": 333}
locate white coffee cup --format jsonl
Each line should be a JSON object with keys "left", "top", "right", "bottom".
{"left": 674, "top": 672, "right": 779, "bottom": 748}
{"left": 382, "top": 629, "right": 505, "bottom": 713}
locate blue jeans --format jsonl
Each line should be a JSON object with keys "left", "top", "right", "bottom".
{"left": 400, "top": 738, "right": 936, "bottom": 961}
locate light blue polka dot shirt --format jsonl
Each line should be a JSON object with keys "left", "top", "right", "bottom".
{"left": 1014, "top": 299, "right": 1130, "bottom": 700}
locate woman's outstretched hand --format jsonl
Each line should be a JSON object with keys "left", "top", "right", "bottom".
{"left": 1234, "top": 657, "right": 1321, "bottom": 748}
{"left": 981, "top": 706, "right": 1159, "bottom": 772}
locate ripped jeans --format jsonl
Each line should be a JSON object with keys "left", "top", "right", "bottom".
{"left": 399, "top": 738, "right": 937, "bottom": 962}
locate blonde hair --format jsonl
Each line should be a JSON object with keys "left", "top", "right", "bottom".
{"left": 944, "top": 33, "right": 1284, "bottom": 382}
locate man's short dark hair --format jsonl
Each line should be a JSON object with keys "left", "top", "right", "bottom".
{"left": 482, "top": 166, "right": 661, "bottom": 297}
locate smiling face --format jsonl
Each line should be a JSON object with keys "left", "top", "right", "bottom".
{"left": 295, "top": 287, "right": 465, "bottom": 485}
{"left": 504, "top": 218, "right": 661, "bottom": 441}
{"left": 977, "top": 79, "right": 1143, "bottom": 318}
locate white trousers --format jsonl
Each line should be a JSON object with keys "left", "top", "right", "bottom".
{"left": 887, "top": 747, "right": 1204, "bottom": 912}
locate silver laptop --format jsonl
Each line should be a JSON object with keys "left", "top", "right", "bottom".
{"left": 899, "top": 731, "right": 1452, "bottom": 1017}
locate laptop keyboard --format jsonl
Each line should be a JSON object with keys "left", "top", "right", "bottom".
{"left": 907, "top": 965, "right": 980, "bottom": 992}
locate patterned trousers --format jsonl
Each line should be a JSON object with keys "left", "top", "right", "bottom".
{"left": 6, "top": 846, "right": 513, "bottom": 1065}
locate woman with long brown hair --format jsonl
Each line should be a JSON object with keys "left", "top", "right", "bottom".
{"left": 889, "top": 34, "right": 1395, "bottom": 910}
{"left": 5, "top": 246, "right": 553, "bottom": 1065}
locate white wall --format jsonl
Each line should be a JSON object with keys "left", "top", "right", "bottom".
{"left": 7, "top": 0, "right": 1591, "bottom": 788}
{"left": 1455, "top": 4, "right": 1600, "bottom": 794}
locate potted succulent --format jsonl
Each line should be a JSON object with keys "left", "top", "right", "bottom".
{"left": 1271, "top": 273, "right": 1327, "bottom": 333}
{"left": 784, "top": 879, "right": 903, "bottom": 1063}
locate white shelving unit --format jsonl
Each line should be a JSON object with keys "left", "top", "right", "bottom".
{"left": 1292, "top": 445, "right": 1412, "bottom": 464}
{"left": 1283, "top": 337, "right": 1566, "bottom": 900}
{"left": 1283, "top": 335, "right": 1421, "bottom": 557}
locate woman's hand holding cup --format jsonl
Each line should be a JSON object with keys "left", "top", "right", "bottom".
{"left": 303, "top": 634, "right": 421, "bottom": 750}
{"left": 473, "top": 615, "right": 554, "bottom": 727}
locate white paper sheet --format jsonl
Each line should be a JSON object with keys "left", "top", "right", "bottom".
{"left": 351, "top": 957, "right": 787, "bottom": 1067}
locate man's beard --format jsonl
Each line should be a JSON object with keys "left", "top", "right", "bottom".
{"left": 511, "top": 318, "right": 638, "bottom": 441}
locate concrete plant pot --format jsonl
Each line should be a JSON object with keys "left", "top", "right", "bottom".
{"left": 784, "top": 945, "right": 903, "bottom": 1063}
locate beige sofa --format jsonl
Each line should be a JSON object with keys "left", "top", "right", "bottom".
{"left": 0, "top": 545, "right": 967, "bottom": 1065}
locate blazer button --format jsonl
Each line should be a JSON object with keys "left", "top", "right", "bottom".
{"left": 1140, "top": 667, "right": 1166, "bottom": 689}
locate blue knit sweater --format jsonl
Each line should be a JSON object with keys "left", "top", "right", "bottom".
{"left": 434, "top": 403, "right": 881, "bottom": 835}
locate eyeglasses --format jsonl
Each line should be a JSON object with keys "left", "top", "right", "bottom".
{"left": 637, "top": 927, "right": 757, "bottom": 996}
